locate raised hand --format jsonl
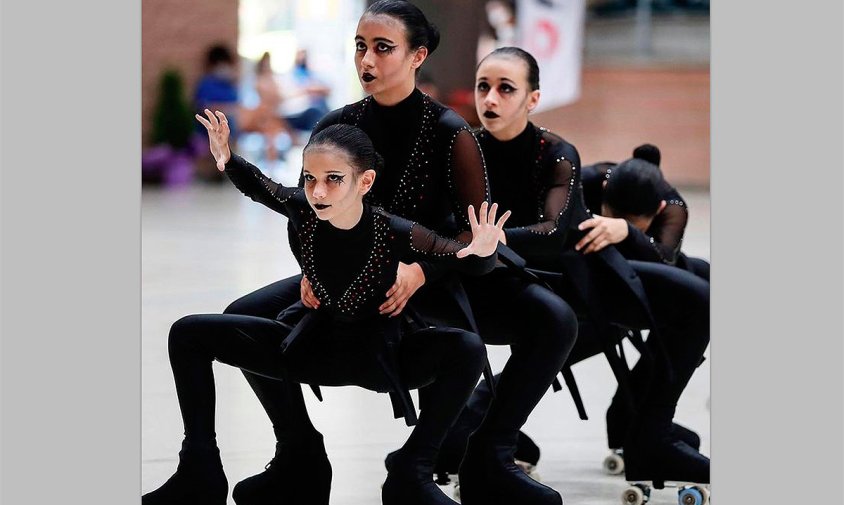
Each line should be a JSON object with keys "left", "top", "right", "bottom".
{"left": 194, "top": 109, "right": 232, "bottom": 171}
{"left": 456, "top": 202, "right": 511, "bottom": 259}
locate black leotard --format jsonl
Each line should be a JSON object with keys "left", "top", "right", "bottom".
{"left": 226, "top": 152, "right": 495, "bottom": 319}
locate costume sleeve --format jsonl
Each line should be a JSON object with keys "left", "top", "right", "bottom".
{"left": 504, "top": 142, "right": 581, "bottom": 263}
{"left": 445, "top": 123, "right": 491, "bottom": 241}
{"left": 616, "top": 198, "right": 687, "bottom": 265}
{"left": 393, "top": 217, "right": 496, "bottom": 276}
{"left": 224, "top": 153, "right": 300, "bottom": 216}
{"left": 418, "top": 117, "right": 490, "bottom": 283}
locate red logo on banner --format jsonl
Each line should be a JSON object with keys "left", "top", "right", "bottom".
{"left": 527, "top": 19, "right": 560, "bottom": 59}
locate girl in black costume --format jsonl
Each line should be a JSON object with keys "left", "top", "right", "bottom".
{"left": 580, "top": 148, "right": 710, "bottom": 280}
{"left": 468, "top": 47, "right": 710, "bottom": 487}
{"left": 141, "top": 113, "right": 510, "bottom": 505}
{"left": 226, "top": 3, "right": 578, "bottom": 505}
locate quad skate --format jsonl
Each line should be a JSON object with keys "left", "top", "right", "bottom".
{"left": 430, "top": 430, "right": 542, "bottom": 501}
{"left": 232, "top": 440, "right": 331, "bottom": 505}
{"left": 621, "top": 438, "right": 710, "bottom": 505}
{"left": 604, "top": 398, "right": 702, "bottom": 476}
{"left": 621, "top": 481, "right": 710, "bottom": 505}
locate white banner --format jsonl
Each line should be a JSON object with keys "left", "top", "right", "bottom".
{"left": 517, "top": 0, "right": 586, "bottom": 111}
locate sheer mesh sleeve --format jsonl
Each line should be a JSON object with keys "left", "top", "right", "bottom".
{"left": 224, "top": 154, "right": 300, "bottom": 216}
{"left": 396, "top": 219, "right": 496, "bottom": 276}
{"left": 617, "top": 201, "right": 687, "bottom": 264}
{"left": 447, "top": 127, "right": 491, "bottom": 242}
{"left": 504, "top": 142, "right": 580, "bottom": 262}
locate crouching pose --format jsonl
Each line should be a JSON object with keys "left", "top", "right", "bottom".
{"left": 141, "top": 113, "right": 510, "bottom": 505}
{"left": 447, "top": 47, "right": 710, "bottom": 488}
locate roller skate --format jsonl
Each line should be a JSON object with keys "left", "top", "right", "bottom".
{"left": 457, "top": 432, "right": 561, "bottom": 505}
{"left": 514, "top": 430, "right": 542, "bottom": 481}
{"left": 142, "top": 441, "right": 228, "bottom": 505}
{"left": 621, "top": 438, "right": 710, "bottom": 505}
{"left": 232, "top": 437, "right": 331, "bottom": 505}
{"left": 382, "top": 448, "right": 460, "bottom": 505}
{"left": 604, "top": 400, "right": 701, "bottom": 476}
{"left": 395, "top": 430, "right": 541, "bottom": 501}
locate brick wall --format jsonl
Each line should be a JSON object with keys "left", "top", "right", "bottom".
{"left": 142, "top": 0, "right": 238, "bottom": 146}
{"left": 533, "top": 66, "right": 710, "bottom": 187}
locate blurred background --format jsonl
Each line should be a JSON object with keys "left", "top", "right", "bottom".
{"left": 141, "top": 0, "right": 709, "bottom": 187}
{"left": 142, "top": 2, "right": 710, "bottom": 503}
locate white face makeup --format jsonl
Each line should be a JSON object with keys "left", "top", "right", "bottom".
{"left": 302, "top": 148, "right": 369, "bottom": 230}
{"left": 474, "top": 55, "right": 540, "bottom": 141}
{"left": 355, "top": 14, "right": 426, "bottom": 105}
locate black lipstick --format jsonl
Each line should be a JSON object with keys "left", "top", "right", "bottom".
{"left": 483, "top": 111, "right": 500, "bottom": 119}
{"left": 362, "top": 72, "right": 375, "bottom": 82}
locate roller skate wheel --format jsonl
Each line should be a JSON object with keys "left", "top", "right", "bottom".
{"left": 698, "top": 486, "right": 710, "bottom": 503}
{"left": 678, "top": 486, "right": 704, "bottom": 505}
{"left": 622, "top": 485, "right": 648, "bottom": 505}
{"left": 604, "top": 452, "right": 625, "bottom": 475}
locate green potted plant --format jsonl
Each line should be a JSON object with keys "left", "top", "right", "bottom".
{"left": 143, "top": 69, "right": 197, "bottom": 186}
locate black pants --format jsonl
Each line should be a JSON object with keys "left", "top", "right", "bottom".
{"left": 677, "top": 253, "right": 710, "bottom": 281}
{"left": 560, "top": 260, "right": 709, "bottom": 440}
{"left": 226, "top": 270, "right": 578, "bottom": 449}
{"left": 459, "top": 268, "right": 579, "bottom": 443}
{"left": 169, "top": 307, "right": 486, "bottom": 462}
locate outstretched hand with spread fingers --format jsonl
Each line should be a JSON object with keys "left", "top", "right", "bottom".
{"left": 194, "top": 109, "right": 232, "bottom": 171}
{"left": 456, "top": 202, "right": 512, "bottom": 258}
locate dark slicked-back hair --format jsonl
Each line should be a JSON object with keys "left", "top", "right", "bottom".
{"left": 632, "top": 143, "right": 661, "bottom": 167}
{"left": 305, "top": 124, "right": 384, "bottom": 176}
{"left": 604, "top": 158, "right": 664, "bottom": 216}
{"left": 365, "top": 0, "right": 440, "bottom": 54}
{"left": 479, "top": 46, "right": 540, "bottom": 91}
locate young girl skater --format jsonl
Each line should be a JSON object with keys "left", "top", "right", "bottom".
{"left": 141, "top": 113, "right": 510, "bottom": 505}
{"left": 581, "top": 148, "right": 710, "bottom": 280}
{"left": 227, "top": 3, "right": 578, "bottom": 505}
{"left": 468, "top": 47, "right": 710, "bottom": 489}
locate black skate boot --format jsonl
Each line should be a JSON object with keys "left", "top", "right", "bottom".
{"left": 232, "top": 436, "right": 331, "bottom": 505}
{"left": 623, "top": 407, "right": 709, "bottom": 489}
{"left": 606, "top": 396, "right": 701, "bottom": 451}
{"left": 514, "top": 430, "right": 541, "bottom": 475}
{"left": 142, "top": 441, "right": 228, "bottom": 505}
{"left": 458, "top": 432, "right": 562, "bottom": 505}
{"left": 382, "top": 448, "right": 459, "bottom": 505}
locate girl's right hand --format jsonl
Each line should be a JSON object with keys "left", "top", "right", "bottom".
{"left": 194, "top": 109, "right": 232, "bottom": 171}
{"left": 456, "top": 202, "right": 511, "bottom": 258}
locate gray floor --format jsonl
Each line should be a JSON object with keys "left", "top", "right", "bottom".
{"left": 141, "top": 153, "right": 710, "bottom": 504}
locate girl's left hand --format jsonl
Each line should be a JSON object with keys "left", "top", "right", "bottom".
{"left": 457, "top": 202, "right": 511, "bottom": 258}
{"left": 575, "top": 215, "right": 629, "bottom": 254}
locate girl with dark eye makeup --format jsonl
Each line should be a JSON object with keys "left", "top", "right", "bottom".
{"left": 141, "top": 113, "right": 510, "bottom": 505}
{"left": 449, "top": 46, "right": 710, "bottom": 493}
{"left": 219, "top": 2, "right": 578, "bottom": 505}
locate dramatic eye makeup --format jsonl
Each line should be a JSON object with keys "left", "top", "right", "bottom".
{"left": 354, "top": 37, "right": 397, "bottom": 54}
{"left": 475, "top": 79, "right": 517, "bottom": 94}
{"left": 376, "top": 42, "right": 396, "bottom": 54}
{"left": 302, "top": 172, "right": 346, "bottom": 185}
{"left": 327, "top": 174, "right": 346, "bottom": 185}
